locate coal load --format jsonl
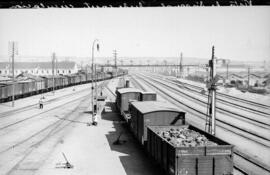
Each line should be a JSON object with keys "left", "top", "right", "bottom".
{"left": 157, "top": 127, "right": 217, "bottom": 147}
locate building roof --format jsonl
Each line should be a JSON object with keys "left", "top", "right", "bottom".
{"left": 117, "top": 87, "right": 142, "bottom": 94}
{"left": 0, "top": 76, "right": 10, "bottom": 81}
{"left": 0, "top": 61, "right": 76, "bottom": 69}
{"left": 228, "top": 73, "right": 243, "bottom": 79}
{"left": 130, "top": 101, "right": 184, "bottom": 114}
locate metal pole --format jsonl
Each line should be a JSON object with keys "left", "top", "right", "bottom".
{"left": 248, "top": 67, "right": 250, "bottom": 89}
{"left": 52, "top": 53, "right": 55, "bottom": 93}
{"left": 92, "top": 44, "right": 94, "bottom": 117}
{"left": 12, "top": 42, "right": 15, "bottom": 107}
{"left": 91, "top": 39, "right": 99, "bottom": 119}
{"left": 179, "top": 52, "right": 183, "bottom": 78}
{"left": 211, "top": 46, "right": 216, "bottom": 135}
{"left": 113, "top": 50, "right": 117, "bottom": 77}
{"left": 226, "top": 63, "right": 229, "bottom": 80}
{"left": 95, "top": 64, "right": 97, "bottom": 111}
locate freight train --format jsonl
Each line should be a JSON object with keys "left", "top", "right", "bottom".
{"left": 115, "top": 86, "right": 234, "bottom": 175}
{"left": 0, "top": 69, "right": 128, "bottom": 103}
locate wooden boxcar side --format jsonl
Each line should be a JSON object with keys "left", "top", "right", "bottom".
{"left": 129, "top": 101, "right": 185, "bottom": 145}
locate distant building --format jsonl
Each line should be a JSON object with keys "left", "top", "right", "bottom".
{"left": 0, "top": 61, "right": 78, "bottom": 76}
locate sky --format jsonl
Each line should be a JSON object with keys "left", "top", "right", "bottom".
{"left": 0, "top": 7, "right": 269, "bottom": 64}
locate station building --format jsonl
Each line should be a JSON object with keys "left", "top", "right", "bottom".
{"left": 0, "top": 61, "right": 78, "bottom": 76}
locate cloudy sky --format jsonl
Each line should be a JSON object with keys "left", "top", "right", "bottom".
{"left": 0, "top": 7, "right": 269, "bottom": 63}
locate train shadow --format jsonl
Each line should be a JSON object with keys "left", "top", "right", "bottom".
{"left": 53, "top": 115, "right": 89, "bottom": 125}
{"left": 83, "top": 111, "right": 93, "bottom": 114}
{"left": 102, "top": 102, "right": 163, "bottom": 175}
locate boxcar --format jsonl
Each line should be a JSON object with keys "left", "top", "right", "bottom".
{"left": 79, "top": 73, "right": 87, "bottom": 83}
{"left": 60, "top": 75, "right": 69, "bottom": 87}
{"left": 147, "top": 125, "right": 234, "bottom": 175}
{"left": 129, "top": 101, "right": 186, "bottom": 145}
{"left": 140, "top": 91, "right": 157, "bottom": 101}
{"left": 35, "top": 77, "right": 45, "bottom": 93}
{"left": 0, "top": 84, "right": 9, "bottom": 102}
{"left": 115, "top": 87, "right": 142, "bottom": 114}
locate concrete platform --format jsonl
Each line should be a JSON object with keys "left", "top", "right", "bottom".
{"left": 36, "top": 100, "right": 164, "bottom": 175}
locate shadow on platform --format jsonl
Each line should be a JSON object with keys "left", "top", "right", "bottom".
{"left": 83, "top": 111, "right": 93, "bottom": 114}
{"left": 102, "top": 101, "right": 164, "bottom": 175}
{"left": 53, "top": 115, "right": 89, "bottom": 125}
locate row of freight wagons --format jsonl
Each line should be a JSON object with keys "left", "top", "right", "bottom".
{"left": 0, "top": 71, "right": 127, "bottom": 103}
{"left": 115, "top": 87, "right": 234, "bottom": 175}
{"left": 115, "top": 87, "right": 157, "bottom": 119}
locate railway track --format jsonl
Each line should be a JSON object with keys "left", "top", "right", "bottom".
{"left": 138, "top": 74, "right": 270, "bottom": 137}
{"left": 0, "top": 95, "right": 89, "bottom": 175}
{"left": 0, "top": 80, "right": 110, "bottom": 119}
{"left": 151, "top": 73, "right": 270, "bottom": 114}
{"left": 132, "top": 73, "right": 270, "bottom": 175}
{"left": 0, "top": 80, "right": 109, "bottom": 133}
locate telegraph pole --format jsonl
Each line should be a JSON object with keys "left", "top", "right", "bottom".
{"left": 179, "top": 52, "right": 183, "bottom": 78}
{"left": 91, "top": 39, "right": 99, "bottom": 120}
{"left": 211, "top": 46, "right": 216, "bottom": 136}
{"left": 113, "top": 50, "right": 117, "bottom": 77}
{"left": 206, "top": 46, "right": 217, "bottom": 135}
{"left": 52, "top": 53, "right": 56, "bottom": 94}
{"left": 8, "top": 41, "right": 18, "bottom": 107}
{"left": 11, "top": 42, "right": 15, "bottom": 107}
{"left": 95, "top": 64, "right": 97, "bottom": 108}
{"left": 226, "top": 62, "right": 229, "bottom": 80}
{"left": 55, "top": 55, "right": 58, "bottom": 75}
{"left": 247, "top": 67, "right": 250, "bottom": 89}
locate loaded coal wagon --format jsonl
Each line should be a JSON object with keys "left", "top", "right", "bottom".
{"left": 147, "top": 125, "right": 234, "bottom": 175}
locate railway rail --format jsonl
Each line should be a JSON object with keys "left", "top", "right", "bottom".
{"left": 0, "top": 80, "right": 108, "bottom": 132}
{"left": 139, "top": 74, "right": 270, "bottom": 133}
{"left": 132, "top": 73, "right": 270, "bottom": 175}
{"left": 0, "top": 95, "right": 89, "bottom": 175}
{"left": 151, "top": 73, "right": 270, "bottom": 113}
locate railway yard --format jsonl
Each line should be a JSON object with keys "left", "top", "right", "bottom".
{"left": 0, "top": 71, "right": 269, "bottom": 175}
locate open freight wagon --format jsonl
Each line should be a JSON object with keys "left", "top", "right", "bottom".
{"left": 147, "top": 125, "right": 234, "bottom": 175}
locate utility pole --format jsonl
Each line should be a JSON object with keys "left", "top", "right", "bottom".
{"left": 247, "top": 67, "right": 250, "bottom": 89}
{"left": 95, "top": 64, "right": 98, "bottom": 109}
{"left": 12, "top": 42, "right": 15, "bottom": 107}
{"left": 226, "top": 62, "right": 229, "bottom": 80}
{"left": 55, "top": 56, "right": 58, "bottom": 75}
{"left": 52, "top": 52, "right": 56, "bottom": 93}
{"left": 91, "top": 39, "right": 99, "bottom": 119}
{"left": 113, "top": 50, "right": 117, "bottom": 76}
{"left": 179, "top": 52, "right": 183, "bottom": 78}
{"left": 206, "top": 46, "right": 217, "bottom": 136}
{"left": 8, "top": 41, "right": 18, "bottom": 107}
{"left": 11, "top": 42, "right": 15, "bottom": 107}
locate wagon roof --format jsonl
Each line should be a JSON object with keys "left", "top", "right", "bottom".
{"left": 16, "top": 73, "right": 44, "bottom": 81}
{"left": 140, "top": 91, "right": 156, "bottom": 94}
{"left": 117, "top": 87, "right": 142, "bottom": 94}
{"left": 130, "top": 101, "right": 184, "bottom": 114}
